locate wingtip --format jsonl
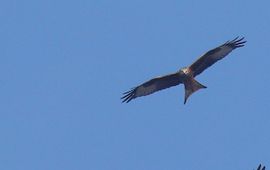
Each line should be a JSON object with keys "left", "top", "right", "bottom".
{"left": 257, "top": 164, "right": 262, "bottom": 170}
{"left": 257, "top": 164, "right": 266, "bottom": 170}
{"left": 184, "top": 98, "right": 187, "bottom": 104}
{"left": 225, "top": 36, "right": 246, "bottom": 49}
{"left": 121, "top": 88, "right": 137, "bottom": 103}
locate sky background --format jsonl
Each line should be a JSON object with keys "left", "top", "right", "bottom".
{"left": 1, "top": 0, "right": 269, "bottom": 169}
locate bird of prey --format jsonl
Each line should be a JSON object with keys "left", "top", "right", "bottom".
{"left": 257, "top": 164, "right": 266, "bottom": 170}
{"left": 121, "top": 37, "right": 246, "bottom": 104}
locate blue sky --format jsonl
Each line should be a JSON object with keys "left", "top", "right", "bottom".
{"left": 1, "top": 0, "right": 269, "bottom": 169}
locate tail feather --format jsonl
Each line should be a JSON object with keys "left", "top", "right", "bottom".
{"left": 184, "top": 78, "right": 206, "bottom": 104}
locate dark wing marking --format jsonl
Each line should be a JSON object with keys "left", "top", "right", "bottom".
{"left": 189, "top": 37, "right": 246, "bottom": 77}
{"left": 121, "top": 72, "right": 183, "bottom": 103}
{"left": 257, "top": 164, "right": 266, "bottom": 170}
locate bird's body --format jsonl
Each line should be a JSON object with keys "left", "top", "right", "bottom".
{"left": 122, "top": 37, "right": 246, "bottom": 104}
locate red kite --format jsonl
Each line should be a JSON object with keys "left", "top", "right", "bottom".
{"left": 122, "top": 37, "right": 246, "bottom": 104}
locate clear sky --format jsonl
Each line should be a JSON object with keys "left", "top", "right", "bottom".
{"left": 1, "top": 0, "right": 269, "bottom": 169}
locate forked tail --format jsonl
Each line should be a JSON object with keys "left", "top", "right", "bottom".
{"left": 184, "top": 78, "right": 207, "bottom": 104}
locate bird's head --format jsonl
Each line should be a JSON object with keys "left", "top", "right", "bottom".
{"left": 179, "top": 67, "right": 190, "bottom": 75}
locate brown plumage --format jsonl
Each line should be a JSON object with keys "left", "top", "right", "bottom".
{"left": 122, "top": 37, "right": 246, "bottom": 104}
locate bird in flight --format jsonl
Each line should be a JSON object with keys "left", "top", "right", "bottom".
{"left": 121, "top": 37, "right": 246, "bottom": 104}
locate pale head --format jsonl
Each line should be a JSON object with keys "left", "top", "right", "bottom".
{"left": 179, "top": 67, "right": 192, "bottom": 76}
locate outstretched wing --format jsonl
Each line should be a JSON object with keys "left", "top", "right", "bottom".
{"left": 189, "top": 37, "right": 246, "bottom": 77}
{"left": 121, "top": 72, "right": 183, "bottom": 103}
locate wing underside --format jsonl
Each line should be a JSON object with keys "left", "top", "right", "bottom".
{"left": 121, "top": 72, "right": 183, "bottom": 103}
{"left": 189, "top": 37, "right": 246, "bottom": 77}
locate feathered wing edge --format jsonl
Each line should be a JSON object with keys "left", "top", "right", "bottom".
{"left": 222, "top": 36, "right": 246, "bottom": 49}
{"left": 121, "top": 72, "right": 183, "bottom": 103}
{"left": 121, "top": 87, "right": 137, "bottom": 103}
{"left": 189, "top": 36, "right": 246, "bottom": 77}
{"left": 257, "top": 164, "right": 266, "bottom": 170}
